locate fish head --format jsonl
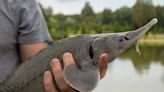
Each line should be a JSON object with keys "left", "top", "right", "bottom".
{"left": 92, "top": 18, "right": 158, "bottom": 63}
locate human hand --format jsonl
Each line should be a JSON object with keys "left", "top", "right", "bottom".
{"left": 98, "top": 53, "right": 109, "bottom": 79}
{"left": 44, "top": 53, "right": 79, "bottom": 92}
{"left": 44, "top": 52, "right": 108, "bottom": 92}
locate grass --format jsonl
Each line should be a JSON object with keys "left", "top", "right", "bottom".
{"left": 139, "top": 33, "right": 164, "bottom": 46}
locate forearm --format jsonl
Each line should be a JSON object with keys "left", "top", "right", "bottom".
{"left": 19, "top": 42, "right": 48, "bottom": 62}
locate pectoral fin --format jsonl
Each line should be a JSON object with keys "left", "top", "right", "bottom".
{"left": 63, "top": 64, "right": 99, "bottom": 92}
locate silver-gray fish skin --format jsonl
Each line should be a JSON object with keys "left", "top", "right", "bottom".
{"left": 0, "top": 18, "right": 158, "bottom": 92}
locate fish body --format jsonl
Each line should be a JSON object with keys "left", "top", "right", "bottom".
{"left": 0, "top": 18, "right": 158, "bottom": 92}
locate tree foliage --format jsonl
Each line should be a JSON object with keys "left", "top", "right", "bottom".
{"left": 101, "top": 9, "right": 113, "bottom": 25}
{"left": 81, "top": 2, "right": 95, "bottom": 21}
{"left": 132, "top": 0, "right": 156, "bottom": 27}
{"left": 40, "top": 1, "right": 164, "bottom": 40}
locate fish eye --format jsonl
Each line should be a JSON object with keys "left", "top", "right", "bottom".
{"left": 124, "top": 36, "right": 129, "bottom": 40}
{"left": 118, "top": 36, "right": 129, "bottom": 42}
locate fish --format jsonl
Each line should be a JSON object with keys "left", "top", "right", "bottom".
{"left": 0, "top": 18, "right": 158, "bottom": 92}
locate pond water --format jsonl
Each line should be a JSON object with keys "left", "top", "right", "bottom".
{"left": 93, "top": 45, "right": 164, "bottom": 92}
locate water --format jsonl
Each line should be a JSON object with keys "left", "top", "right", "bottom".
{"left": 93, "top": 45, "right": 164, "bottom": 92}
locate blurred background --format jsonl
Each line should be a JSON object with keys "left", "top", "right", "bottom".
{"left": 39, "top": 0, "right": 164, "bottom": 92}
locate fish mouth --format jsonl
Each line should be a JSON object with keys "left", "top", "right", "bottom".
{"left": 125, "top": 18, "right": 158, "bottom": 55}
{"left": 126, "top": 18, "right": 158, "bottom": 41}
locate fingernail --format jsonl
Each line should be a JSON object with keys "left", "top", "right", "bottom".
{"left": 44, "top": 71, "right": 50, "bottom": 78}
{"left": 63, "top": 52, "right": 72, "bottom": 59}
{"left": 51, "top": 59, "right": 59, "bottom": 68}
{"left": 103, "top": 54, "right": 109, "bottom": 61}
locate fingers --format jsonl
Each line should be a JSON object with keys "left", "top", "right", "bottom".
{"left": 44, "top": 52, "right": 107, "bottom": 92}
{"left": 62, "top": 52, "right": 109, "bottom": 80}
{"left": 51, "top": 53, "right": 78, "bottom": 92}
{"left": 44, "top": 71, "right": 59, "bottom": 92}
{"left": 98, "top": 53, "right": 109, "bottom": 79}
{"left": 63, "top": 52, "right": 75, "bottom": 65}
{"left": 51, "top": 59, "right": 70, "bottom": 92}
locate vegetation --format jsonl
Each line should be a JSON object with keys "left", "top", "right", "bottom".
{"left": 40, "top": 0, "right": 164, "bottom": 40}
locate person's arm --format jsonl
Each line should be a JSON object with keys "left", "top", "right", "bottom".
{"left": 19, "top": 42, "right": 47, "bottom": 62}
{"left": 44, "top": 52, "right": 108, "bottom": 92}
{"left": 14, "top": 0, "right": 51, "bottom": 62}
